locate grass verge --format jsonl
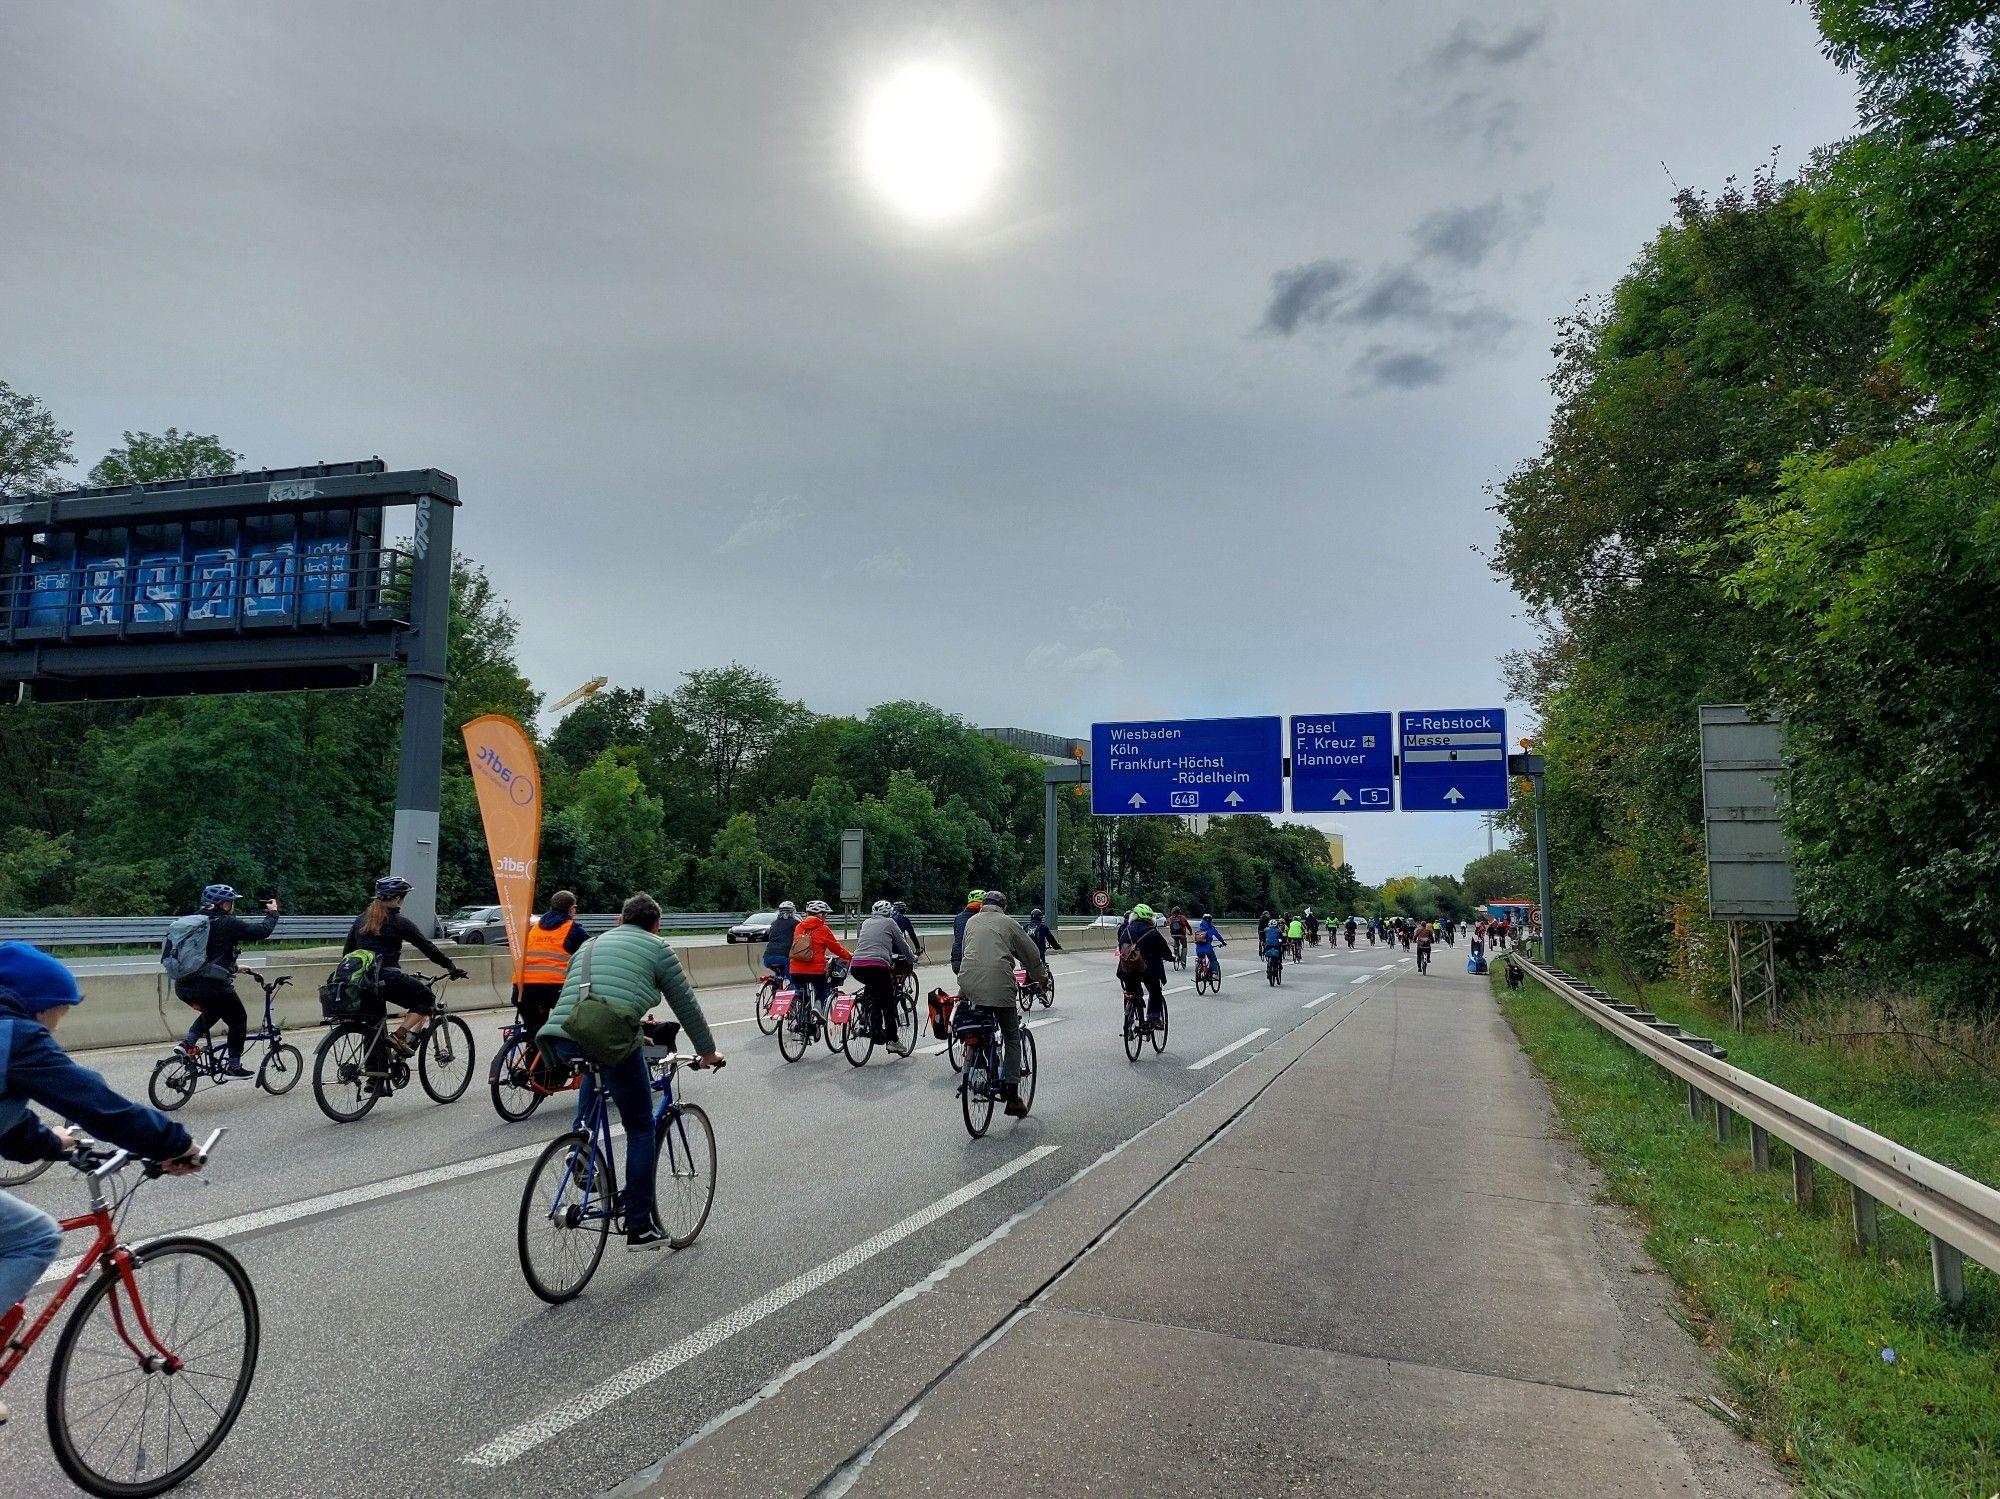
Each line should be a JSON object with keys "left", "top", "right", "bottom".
{"left": 1496, "top": 965, "right": 2000, "bottom": 1498}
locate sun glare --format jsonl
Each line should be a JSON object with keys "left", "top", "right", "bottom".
{"left": 859, "top": 60, "right": 1001, "bottom": 225}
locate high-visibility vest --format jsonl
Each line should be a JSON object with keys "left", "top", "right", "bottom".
{"left": 521, "top": 917, "right": 574, "bottom": 986}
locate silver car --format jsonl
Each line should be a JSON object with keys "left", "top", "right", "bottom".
{"left": 443, "top": 904, "right": 507, "bottom": 945}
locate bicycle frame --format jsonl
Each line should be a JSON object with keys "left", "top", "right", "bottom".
{"left": 551, "top": 1052, "right": 697, "bottom": 1230}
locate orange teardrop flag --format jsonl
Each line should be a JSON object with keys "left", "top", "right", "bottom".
{"left": 461, "top": 714, "right": 542, "bottom": 990}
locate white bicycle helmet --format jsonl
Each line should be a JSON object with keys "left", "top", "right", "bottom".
{"left": 805, "top": 899, "right": 833, "bottom": 915}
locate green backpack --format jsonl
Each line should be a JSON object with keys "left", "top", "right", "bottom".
{"left": 319, "top": 949, "right": 380, "bottom": 1019}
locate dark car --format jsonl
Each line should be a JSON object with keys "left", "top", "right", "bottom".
{"left": 726, "top": 910, "right": 782, "bottom": 944}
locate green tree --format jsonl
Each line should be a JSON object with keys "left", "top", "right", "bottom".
{"left": 87, "top": 429, "right": 240, "bottom": 486}
{"left": 0, "top": 380, "right": 72, "bottom": 493}
{"left": 1462, "top": 850, "right": 1535, "bottom": 908}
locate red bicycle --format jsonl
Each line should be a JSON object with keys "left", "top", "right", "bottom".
{"left": 1, "top": 1128, "right": 258, "bottom": 1497}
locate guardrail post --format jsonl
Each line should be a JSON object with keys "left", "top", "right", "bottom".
{"left": 1791, "top": 1149, "right": 1815, "bottom": 1209}
{"left": 1686, "top": 1082, "right": 1704, "bottom": 1123}
{"left": 1931, "top": 1237, "right": 1966, "bottom": 1305}
{"left": 1851, "top": 1187, "right": 1879, "bottom": 1253}
{"left": 1750, "top": 1124, "right": 1770, "bottom": 1171}
{"left": 1714, "top": 1104, "right": 1733, "bottom": 1144}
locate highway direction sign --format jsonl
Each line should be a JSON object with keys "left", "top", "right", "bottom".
{"left": 1290, "top": 712, "right": 1394, "bottom": 813}
{"left": 1398, "top": 708, "right": 1509, "bottom": 812}
{"left": 1090, "top": 716, "right": 1284, "bottom": 815}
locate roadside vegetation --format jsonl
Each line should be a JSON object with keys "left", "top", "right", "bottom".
{"left": 1497, "top": 960, "right": 2000, "bottom": 1498}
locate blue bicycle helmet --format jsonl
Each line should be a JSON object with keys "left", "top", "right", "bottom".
{"left": 374, "top": 875, "right": 413, "bottom": 899}
{"left": 201, "top": 883, "right": 240, "bottom": 906}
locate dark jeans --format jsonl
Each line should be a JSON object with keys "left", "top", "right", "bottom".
{"left": 855, "top": 964, "right": 897, "bottom": 1041}
{"left": 513, "top": 982, "right": 560, "bottom": 1039}
{"left": 548, "top": 1037, "right": 659, "bottom": 1229}
{"left": 1122, "top": 973, "right": 1165, "bottom": 1025}
{"left": 176, "top": 977, "right": 246, "bottom": 1057}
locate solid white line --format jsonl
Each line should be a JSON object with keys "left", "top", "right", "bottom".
{"left": 33, "top": 1135, "right": 562, "bottom": 1288}
{"left": 1303, "top": 992, "right": 1338, "bottom": 1010}
{"left": 1186, "top": 1027, "right": 1271, "bottom": 1071}
{"left": 461, "top": 1144, "right": 1061, "bottom": 1467}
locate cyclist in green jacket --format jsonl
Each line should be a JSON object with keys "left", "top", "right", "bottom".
{"left": 539, "top": 892, "right": 725, "bottom": 1251}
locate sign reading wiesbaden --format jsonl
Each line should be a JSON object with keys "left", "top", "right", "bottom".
{"left": 1398, "top": 708, "right": 1509, "bottom": 811}
{"left": 1289, "top": 712, "right": 1394, "bottom": 812}
{"left": 1090, "top": 716, "right": 1284, "bottom": 815}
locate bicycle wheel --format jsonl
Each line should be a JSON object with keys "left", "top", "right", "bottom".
{"left": 654, "top": 1103, "right": 717, "bottom": 1248}
{"left": 418, "top": 1014, "right": 476, "bottom": 1103}
{"left": 1151, "top": 997, "right": 1169, "bottom": 1054}
{"left": 754, "top": 980, "right": 779, "bottom": 1036}
{"left": 946, "top": 1029, "right": 964, "bottom": 1072}
{"left": 489, "top": 1034, "right": 542, "bottom": 1122}
{"left": 0, "top": 1152, "right": 53, "bottom": 1187}
{"left": 519, "top": 1130, "right": 613, "bottom": 1303}
{"left": 842, "top": 1007, "right": 876, "bottom": 1067}
{"left": 1016, "top": 1028, "right": 1038, "bottom": 1115}
{"left": 312, "top": 1025, "right": 378, "bottom": 1123}
{"left": 257, "top": 1042, "right": 304, "bottom": 1096}
{"left": 46, "top": 1235, "right": 259, "bottom": 1499}
{"left": 1123, "top": 997, "right": 1143, "bottom": 1063}
{"left": 1016, "top": 984, "right": 1034, "bottom": 1015}
{"left": 960, "top": 1045, "right": 995, "bottom": 1139}
{"left": 777, "top": 1008, "right": 808, "bottom": 1063}
{"left": 893, "top": 993, "right": 920, "bottom": 1055}
{"left": 147, "top": 1055, "right": 198, "bottom": 1113}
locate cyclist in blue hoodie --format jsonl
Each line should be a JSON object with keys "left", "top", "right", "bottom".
{"left": 1193, "top": 913, "right": 1226, "bottom": 984}
{"left": 1, "top": 943, "right": 201, "bottom": 1420}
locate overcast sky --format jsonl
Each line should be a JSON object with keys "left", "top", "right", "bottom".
{"left": 0, "top": 1, "right": 1857, "bottom": 882}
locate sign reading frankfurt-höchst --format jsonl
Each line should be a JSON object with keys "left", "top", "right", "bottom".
{"left": 1090, "top": 716, "right": 1285, "bottom": 815}
{"left": 1397, "top": 708, "right": 1509, "bottom": 811}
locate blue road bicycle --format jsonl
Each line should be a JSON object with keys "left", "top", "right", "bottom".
{"left": 516, "top": 1029, "right": 719, "bottom": 1302}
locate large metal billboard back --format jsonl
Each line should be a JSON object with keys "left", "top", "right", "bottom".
{"left": 1698, "top": 704, "right": 1799, "bottom": 921}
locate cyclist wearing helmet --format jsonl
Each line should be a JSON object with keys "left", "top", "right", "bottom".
{"left": 762, "top": 900, "right": 800, "bottom": 993}
{"left": 171, "top": 883, "right": 280, "bottom": 1079}
{"left": 1119, "top": 904, "right": 1174, "bottom": 1030}
{"left": 1193, "top": 912, "right": 1226, "bottom": 982}
{"left": 1, "top": 942, "right": 203, "bottom": 1414}
{"left": 1024, "top": 906, "right": 1063, "bottom": 958}
{"left": 787, "top": 900, "right": 851, "bottom": 1026}
{"left": 343, "top": 877, "right": 467, "bottom": 1089}
{"left": 851, "top": 900, "right": 918, "bottom": 1052}
{"left": 890, "top": 900, "right": 925, "bottom": 958}
{"left": 950, "top": 889, "right": 984, "bottom": 975}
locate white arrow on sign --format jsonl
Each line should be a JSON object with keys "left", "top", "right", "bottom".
{"left": 1128, "top": 793, "right": 1147, "bottom": 808}
{"left": 1443, "top": 788, "right": 1465, "bottom": 804}
{"left": 1331, "top": 789, "right": 1352, "bottom": 805}
{"left": 1223, "top": 791, "right": 1244, "bottom": 806}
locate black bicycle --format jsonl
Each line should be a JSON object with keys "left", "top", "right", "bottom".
{"left": 843, "top": 980, "right": 920, "bottom": 1066}
{"left": 312, "top": 972, "right": 473, "bottom": 1122}
{"left": 1266, "top": 950, "right": 1284, "bottom": 987}
{"left": 954, "top": 1009, "right": 1036, "bottom": 1139}
{"left": 1170, "top": 933, "right": 1187, "bottom": 970}
{"left": 149, "top": 971, "right": 303, "bottom": 1110}
{"left": 1122, "top": 988, "right": 1168, "bottom": 1062}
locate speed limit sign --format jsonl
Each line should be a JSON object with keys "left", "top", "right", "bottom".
{"left": 1092, "top": 890, "right": 1110, "bottom": 911}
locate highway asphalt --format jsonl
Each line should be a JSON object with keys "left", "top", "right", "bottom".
{"left": 5, "top": 935, "right": 1420, "bottom": 1498}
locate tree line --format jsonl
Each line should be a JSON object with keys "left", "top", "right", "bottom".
{"left": 1491, "top": 5, "right": 1999, "bottom": 1011}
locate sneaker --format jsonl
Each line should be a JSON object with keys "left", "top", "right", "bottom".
{"left": 222, "top": 1061, "right": 254, "bottom": 1079}
{"left": 387, "top": 1032, "right": 418, "bottom": 1057}
{"left": 1004, "top": 1095, "right": 1030, "bottom": 1119}
{"left": 626, "top": 1220, "right": 670, "bottom": 1252}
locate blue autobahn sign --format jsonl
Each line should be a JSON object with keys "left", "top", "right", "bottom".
{"left": 1398, "top": 708, "right": 1509, "bottom": 811}
{"left": 1091, "top": 716, "right": 1284, "bottom": 815}
{"left": 1290, "top": 712, "right": 1393, "bottom": 812}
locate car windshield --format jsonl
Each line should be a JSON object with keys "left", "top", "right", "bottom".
{"left": 740, "top": 911, "right": 779, "bottom": 924}
{"left": 447, "top": 907, "right": 481, "bottom": 921}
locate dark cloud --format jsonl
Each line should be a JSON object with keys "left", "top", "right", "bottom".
{"left": 1353, "top": 347, "right": 1450, "bottom": 390}
{"left": 1432, "top": 19, "right": 1547, "bottom": 70}
{"left": 1430, "top": 89, "right": 1527, "bottom": 153}
{"left": 1259, "top": 258, "right": 1358, "bottom": 335}
{"left": 1343, "top": 268, "right": 1436, "bottom": 325}
{"left": 1412, "top": 192, "right": 1548, "bottom": 270}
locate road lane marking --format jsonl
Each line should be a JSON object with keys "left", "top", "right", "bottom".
{"left": 1303, "top": 992, "right": 1339, "bottom": 1009}
{"left": 928, "top": 1013, "right": 1066, "bottom": 1057}
{"left": 1186, "top": 1027, "right": 1270, "bottom": 1071}
{"left": 461, "top": 1144, "right": 1061, "bottom": 1467}
{"left": 1350, "top": 975, "right": 1371, "bottom": 984}
{"left": 1377, "top": 964, "right": 1395, "bottom": 971}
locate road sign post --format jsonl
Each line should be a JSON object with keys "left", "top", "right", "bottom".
{"left": 1398, "top": 709, "right": 1509, "bottom": 812}
{"left": 1290, "top": 712, "right": 1393, "bottom": 812}
{"left": 1090, "top": 717, "right": 1283, "bottom": 816}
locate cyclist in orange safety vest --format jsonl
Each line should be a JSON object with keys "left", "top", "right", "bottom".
{"left": 516, "top": 891, "right": 589, "bottom": 1038}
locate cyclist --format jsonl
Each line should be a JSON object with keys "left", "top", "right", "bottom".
{"left": 787, "top": 899, "right": 851, "bottom": 1026}
{"left": 1303, "top": 907, "right": 1319, "bottom": 946}
{"left": 1119, "top": 903, "right": 1174, "bottom": 1032}
{"left": 850, "top": 900, "right": 919, "bottom": 1054}
{"left": 1193, "top": 913, "right": 1226, "bottom": 983}
{"left": 1, "top": 942, "right": 203, "bottom": 1419}
{"left": 1166, "top": 906, "right": 1191, "bottom": 967}
{"left": 170, "top": 883, "right": 280, "bottom": 1079}
{"left": 1025, "top": 906, "right": 1064, "bottom": 958}
{"left": 890, "top": 900, "right": 925, "bottom": 958}
{"left": 1285, "top": 913, "right": 1305, "bottom": 962}
{"left": 516, "top": 890, "right": 587, "bottom": 1043}
{"left": 342, "top": 876, "right": 468, "bottom": 1091}
{"left": 1345, "top": 915, "right": 1357, "bottom": 948}
{"left": 956, "top": 891, "right": 1049, "bottom": 1118}
{"left": 1415, "top": 920, "right": 1434, "bottom": 975}
{"left": 762, "top": 900, "right": 800, "bottom": 994}
{"left": 1261, "top": 918, "right": 1287, "bottom": 979}
{"left": 949, "top": 889, "right": 984, "bottom": 975}
{"left": 538, "top": 893, "right": 724, "bottom": 1251}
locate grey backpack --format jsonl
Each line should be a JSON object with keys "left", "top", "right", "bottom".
{"left": 160, "top": 914, "right": 214, "bottom": 982}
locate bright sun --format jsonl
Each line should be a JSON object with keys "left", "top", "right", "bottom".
{"left": 859, "top": 61, "right": 1001, "bottom": 224}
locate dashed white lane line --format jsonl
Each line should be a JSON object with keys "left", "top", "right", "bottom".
{"left": 1350, "top": 975, "right": 1371, "bottom": 984}
{"left": 1186, "top": 1027, "right": 1271, "bottom": 1072}
{"left": 461, "top": 1144, "right": 1061, "bottom": 1467}
{"left": 1303, "top": 991, "right": 1339, "bottom": 1009}
{"left": 926, "top": 1013, "right": 1066, "bottom": 1058}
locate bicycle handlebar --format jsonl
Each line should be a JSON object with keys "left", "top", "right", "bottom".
{"left": 73, "top": 1126, "right": 224, "bottom": 1179}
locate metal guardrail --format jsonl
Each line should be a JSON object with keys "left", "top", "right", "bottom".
{"left": 1516, "top": 955, "right": 2000, "bottom": 1304}
{"left": 0, "top": 911, "right": 970, "bottom": 948}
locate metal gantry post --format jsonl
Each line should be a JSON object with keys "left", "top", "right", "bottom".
{"left": 1044, "top": 776, "right": 1059, "bottom": 927}
{"left": 389, "top": 495, "right": 454, "bottom": 936}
